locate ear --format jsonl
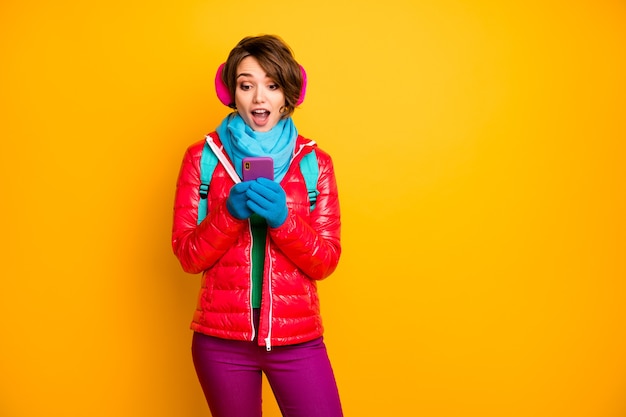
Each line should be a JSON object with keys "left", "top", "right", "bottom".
{"left": 214, "top": 63, "right": 308, "bottom": 107}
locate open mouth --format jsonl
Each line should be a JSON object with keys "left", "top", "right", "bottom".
{"left": 251, "top": 109, "right": 270, "bottom": 124}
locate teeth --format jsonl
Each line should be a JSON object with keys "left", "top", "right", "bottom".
{"left": 253, "top": 110, "right": 268, "bottom": 114}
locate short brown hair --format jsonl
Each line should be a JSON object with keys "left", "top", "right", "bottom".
{"left": 222, "top": 35, "right": 303, "bottom": 117}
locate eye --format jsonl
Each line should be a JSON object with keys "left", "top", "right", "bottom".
{"left": 268, "top": 83, "right": 280, "bottom": 90}
{"left": 239, "top": 83, "right": 252, "bottom": 91}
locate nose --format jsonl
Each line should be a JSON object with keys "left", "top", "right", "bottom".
{"left": 253, "top": 86, "right": 265, "bottom": 103}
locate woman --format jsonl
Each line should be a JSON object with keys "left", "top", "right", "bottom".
{"left": 172, "top": 35, "right": 343, "bottom": 417}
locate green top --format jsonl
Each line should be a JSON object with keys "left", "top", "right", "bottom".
{"left": 249, "top": 214, "right": 267, "bottom": 308}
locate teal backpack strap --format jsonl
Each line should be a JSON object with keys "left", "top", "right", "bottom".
{"left": 197, "top": 140, "right": 219, "bottom": 224}
{"left": 299, "top": 149, "right": 319, "bottom": 211}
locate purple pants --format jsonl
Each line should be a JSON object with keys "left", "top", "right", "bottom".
{"left": 192, "top": 331, "right": 343, "bottom": 417}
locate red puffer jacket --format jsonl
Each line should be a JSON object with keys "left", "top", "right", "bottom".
{"left": 172, "top": 132, "right": 341, "bottom": 349}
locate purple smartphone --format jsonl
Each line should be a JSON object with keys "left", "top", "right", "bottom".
{"left": 242, "top": 157, "right": 274, "bottom": 181}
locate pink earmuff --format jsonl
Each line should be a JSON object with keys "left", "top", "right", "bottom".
{"left": 215, "top": 62, "right": 308, "bottom": 107}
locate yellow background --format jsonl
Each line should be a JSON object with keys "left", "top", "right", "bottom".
{"left": 1, "top": 1, "right": 625, "bottom": 416}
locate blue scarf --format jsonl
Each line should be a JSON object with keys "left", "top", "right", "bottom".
{"left": 216, "top": 113, "right": 298, "bottom": 182}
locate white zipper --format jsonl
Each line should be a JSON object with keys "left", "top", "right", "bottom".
{"left": 256, "top": 141, "right": 317, "bottom": 352}
{"left": 261, "top": 142, "right": 316, "bottom": 351}
{"left": 248, "top": 220, "right": 256, "bottom": 342}
{"left": 205, "top": 134, "right": 241, "bottom": 184}
{"left": 264, "top": 236, "right": 274, "bottom": 351}
{"left": 293, "top": 141, "right": 316, "bottom": 161}
{"left": 206, "top": 134, "right": 255, "bottom": 339}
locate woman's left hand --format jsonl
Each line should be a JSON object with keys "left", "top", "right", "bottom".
{"left": 246, "top": 177, "right": 288, "bottom": 228}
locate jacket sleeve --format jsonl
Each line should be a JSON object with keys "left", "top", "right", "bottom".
{"left": 269, "top": 149, "right": 341, "bottom": 280}
{"left": 171, "top": 142, "right": 246, "bottom": 274}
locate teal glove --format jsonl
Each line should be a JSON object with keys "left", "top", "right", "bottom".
{"left": 246, "top": 177, "right": 288, "bottom": 228}
{"left": 226, "top": 182, "right": 253, "bottom": 220}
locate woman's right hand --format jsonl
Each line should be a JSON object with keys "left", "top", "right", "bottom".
{"left": 226, "top": 182, "right": 253, "bottom": 220}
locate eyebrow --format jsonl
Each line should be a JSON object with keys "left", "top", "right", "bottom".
{"left": 237, "top": 72, "right": 274, "bottom": 81}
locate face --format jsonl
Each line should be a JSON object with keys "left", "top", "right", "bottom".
{"left": 234, "top": 56, "right": 286, "bottom": 132}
